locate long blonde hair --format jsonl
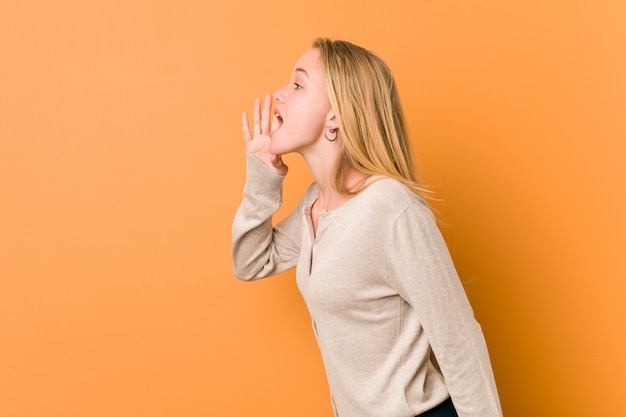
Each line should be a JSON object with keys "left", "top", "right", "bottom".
{"left": 313, "top": 38, "right": 427, "bottom": 198}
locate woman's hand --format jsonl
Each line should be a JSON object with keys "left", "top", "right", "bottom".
{"left": 241, "top": 94, "right": 288, "bottom": 176}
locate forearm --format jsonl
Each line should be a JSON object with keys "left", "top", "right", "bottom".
{"left": 232, "top": 154, "right": 299, "bottom": 280}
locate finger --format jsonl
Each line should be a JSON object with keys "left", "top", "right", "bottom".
{"left": 261, "top": 94, "right": 272, "bottom": 135}
{"left": 242, "top": 112, "right": 252, "bottom": 143}
{"left": 253, "top": 98, "right": 261, "bottom": 137}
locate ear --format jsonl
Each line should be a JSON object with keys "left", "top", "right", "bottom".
{"left": 326, "top": 110, "right": 340, "bottom": 130}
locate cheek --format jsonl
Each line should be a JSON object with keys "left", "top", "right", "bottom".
{"left": 298, "top": 97, "right": 329, "bottom": 127}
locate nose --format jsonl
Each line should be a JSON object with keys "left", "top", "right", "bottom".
{"left": 273, "top": 84, "right": 287, "bottom": 104}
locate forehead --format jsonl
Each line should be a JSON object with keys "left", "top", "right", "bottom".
{"left": 293, "top": 48, "right": 321, "bottom": 75}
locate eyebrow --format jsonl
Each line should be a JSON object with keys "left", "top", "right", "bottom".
{"left": 294, "top": 67, "right": 309, "bottom": 77}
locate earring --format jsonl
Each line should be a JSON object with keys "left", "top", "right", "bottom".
{"left": 323, "top": 126, "right": 337, "bottom": 142}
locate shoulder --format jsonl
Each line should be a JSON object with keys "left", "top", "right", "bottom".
{"left": 356, "top": 177, "right": 431, "bottom": 220}
{"left": 338, "top": 177, "right": 436, "bottom": 236}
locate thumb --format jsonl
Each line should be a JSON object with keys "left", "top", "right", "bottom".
{"left": 271, "top": 154, "right": 288, "bottom": 175}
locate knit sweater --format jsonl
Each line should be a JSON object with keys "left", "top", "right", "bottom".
{"left": 232, "top": 155, "right": 503, "bottom": 417}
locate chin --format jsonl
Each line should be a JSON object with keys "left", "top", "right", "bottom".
{"left": 269, "top": 131, "right": 289, "bottom": 154}
{"left": 268, "top": 137, "right": 284, "bottom": 156}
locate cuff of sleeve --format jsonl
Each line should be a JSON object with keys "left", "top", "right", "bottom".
{"left": 244, "top": 153, "right": 285, "bottom": 197}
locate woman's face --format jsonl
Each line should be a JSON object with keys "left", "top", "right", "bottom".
{"left": 270, "top": 48, "right": 332, "bottom": 156}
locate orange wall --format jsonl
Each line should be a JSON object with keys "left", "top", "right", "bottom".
{"left": 1, "top": 1, "right": 624, "bottom": 416}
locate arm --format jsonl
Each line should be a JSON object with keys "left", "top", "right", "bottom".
{"left": 385, "top": 202, "right": 503, "bottom": 417}
{"left": 231, "top": 153, "right": 302, "bottom": 280}
{"left": 232, "top": 94, "right": 301, "bottom": 280}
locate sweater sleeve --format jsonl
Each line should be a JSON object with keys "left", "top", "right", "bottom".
{"left": 231, "top": 154, "right": 303, "bottom": 280}
{"left": 385, "top": 202, "right": 503, "bottom": 417}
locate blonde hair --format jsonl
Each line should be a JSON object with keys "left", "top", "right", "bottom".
{"left": 313, "top": 38, "right": 428, "bottom": 198}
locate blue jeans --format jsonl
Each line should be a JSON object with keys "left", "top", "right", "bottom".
{"left": 416, "top": 397, "right": 458, "bottom": 417}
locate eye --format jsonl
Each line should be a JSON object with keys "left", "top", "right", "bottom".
{"left": 293, "top": 83, "right": 303, "bottom": 90}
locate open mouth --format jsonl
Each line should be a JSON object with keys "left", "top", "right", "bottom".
{"left": 272, "top": 111, "right": 283, "bottom": 132}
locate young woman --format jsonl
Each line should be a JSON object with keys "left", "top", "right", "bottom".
{"left": 232, "top": 38, "right": 503, "bottom": 417}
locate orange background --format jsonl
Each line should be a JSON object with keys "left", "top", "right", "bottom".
{"left": 1, "top": 1, "right": 624, "bottom": 416}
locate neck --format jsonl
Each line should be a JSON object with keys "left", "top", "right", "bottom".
{"left": 302, "top": 149, "right": 368, "bottom": 211}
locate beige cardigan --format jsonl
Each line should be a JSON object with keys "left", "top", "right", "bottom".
{"left": 232, "top": 155, "right": 503, "bottom": 417}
